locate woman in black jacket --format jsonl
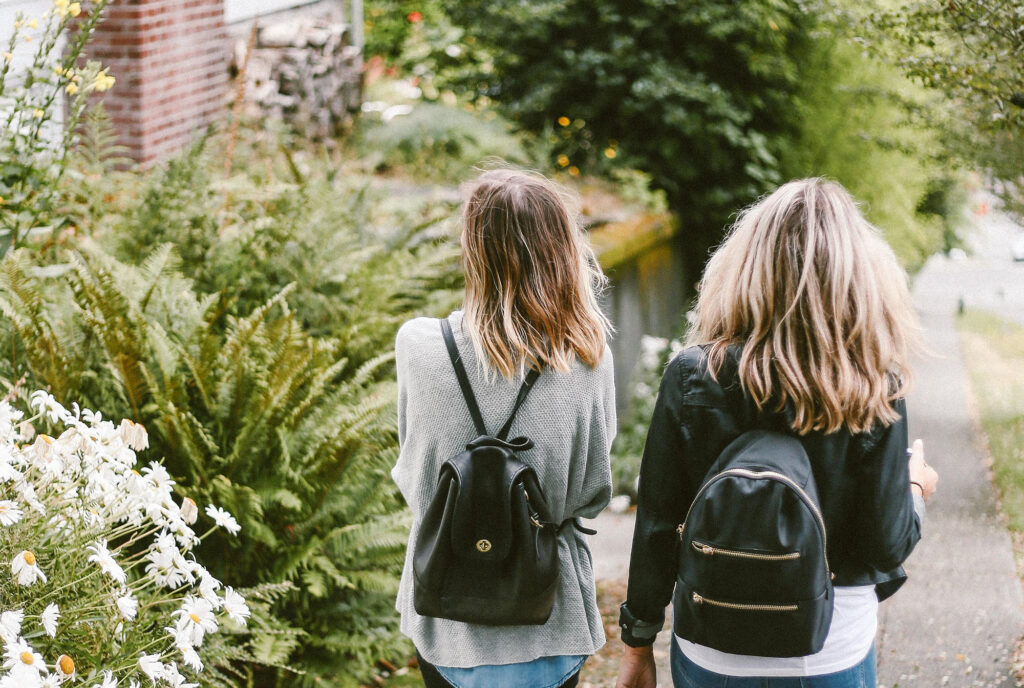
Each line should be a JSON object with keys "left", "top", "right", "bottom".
{"left": 616, "top": 179, "right": 938, "bottom": 688}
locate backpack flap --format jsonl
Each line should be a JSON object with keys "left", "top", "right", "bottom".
{"left": 448, "top": 443, "right": 532, "bottom": 562}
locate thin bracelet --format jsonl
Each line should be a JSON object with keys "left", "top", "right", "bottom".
{"left": 910, "top": 480, "right": 925, "bottom": 494}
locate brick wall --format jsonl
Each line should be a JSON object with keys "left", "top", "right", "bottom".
{"left": 84, "top": 0, "right": 228, "bottom": 167}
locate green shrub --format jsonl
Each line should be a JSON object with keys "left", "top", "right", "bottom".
{"left": 0, "top": 238, "right": 450, "bottom": 686}
{"left": 610, "top": 335, "right": 681, "bottom": 500}
{"left": 778, "top": 32, "right": 960, "bottom": 271}
{"left": 437, "top": 0, "right": 813, "bottom": 274}
{"left": 355, "top": 102, "right": 535, "bottom": 182}
{"left": 108, "top": 135, "right": 462, "bottom": 352}
{"left": 3, "top": 81, "right": 461, "bottom": 686}
{"left": 0, "top": 0, "right": 112, "bottom": 252}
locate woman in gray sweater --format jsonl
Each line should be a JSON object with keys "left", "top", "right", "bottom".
{"left": 391, "top": 169, "right": 616, "bottom": 688}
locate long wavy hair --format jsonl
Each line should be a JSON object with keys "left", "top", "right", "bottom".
{"left": 688, "top": 178, "right": 921, "bottom": 434}
{"left": 460, "top": 168, "right": 610, "bottom": 379}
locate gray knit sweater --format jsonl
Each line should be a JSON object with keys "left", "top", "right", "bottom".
{"left": 391, "top": 310, "right": 615, "bottom": 667}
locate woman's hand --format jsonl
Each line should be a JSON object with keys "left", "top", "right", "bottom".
{"left": 908, "top": 439, "right": 938, "bottom": 500}
{"left": 616, "top": 645, "right": 657, "bottom": 688}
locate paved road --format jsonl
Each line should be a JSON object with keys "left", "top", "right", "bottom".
{"left": 875, "top": 197, "right": 1024, "bottom": 687}
{"left": 588, "top": 196, "right": 1024, "bottom": 686}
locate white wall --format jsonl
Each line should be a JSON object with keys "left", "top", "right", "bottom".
{"left": 1, "top": 0, "right": 55, "bottom": 76}
{"left": 225, "top": 0, "right": 326, "bottom": 24}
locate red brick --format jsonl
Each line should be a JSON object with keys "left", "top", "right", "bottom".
{"left": 82, "top": 0, "right": 227, "bottom": 167}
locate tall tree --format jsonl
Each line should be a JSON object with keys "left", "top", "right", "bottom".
{"left": 441, "top": 0, "right": 813, "bottom": 279}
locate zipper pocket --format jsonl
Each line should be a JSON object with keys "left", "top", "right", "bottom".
{"left": 691, "top": 591, "right": 798, "bottom": 613}
{"left": 691, "top": 540, "right": 800, "bottom": 561}
{"left": 677, "top": 468, "right": 831, "bottom": 574}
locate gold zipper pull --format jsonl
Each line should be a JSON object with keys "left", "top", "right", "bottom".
{"left": 692, "top": 592, "right": 703, "bottom": 604}
{"left": 676, "top": 523, "right": 685, "bottom": 540}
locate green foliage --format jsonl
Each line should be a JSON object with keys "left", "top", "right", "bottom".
{"left": 0, "top": 0, "right": 113, "bottom": 250}
{"left": 861, "top": 0, "right": 1024, "bottom": 134}
{"left": 777, "top": 28, "right": 962, "bottom": 271}
{"left": 109, "top": 136, "right": 462, "bottom": 350}
{"left": 363, "top": 0, "right": 447, "bottom": 61}
{"left": 0, "top": 122, "right": 462, "bottom": 684}
{"left": 957, "top": 309, "right": 1024, "bottom": 533}
{"left": 0, "top": 240, "right": 436, "bottom": 686}
{"left": 355, "top": 103, "right": 536, "bottom": 182}
{"left": 438, "top": 0, "right": 813, "bottom": 268}
{"left": 610, "top": 336, "right": 682, "bottom": 499}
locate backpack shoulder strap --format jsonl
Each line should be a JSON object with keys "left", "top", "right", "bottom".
{"left": 496, "top": 367, "right": 541, "bottom": 441}
{"left": 440, "top": 318, "right": 488, "bottom": 437}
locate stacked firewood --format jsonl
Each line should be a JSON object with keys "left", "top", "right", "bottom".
{"left": 234, "top": 13, "right": 362, "bottom": 139}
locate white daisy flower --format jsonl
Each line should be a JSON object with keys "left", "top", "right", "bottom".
{"left": 0, "top": 457, "right": 20, "bottom": 482}
{"left": 40, "top": 604, "right": 59, "bottom": 638}
{"left": 118, "top": 419, "right": 149, "bottom": 452}
{"left": 222, "top": 587, "right": 250, "bottom": 626}
{"left": 97, "top": 670, "right": 118, "bottom": 687}
{"left": 141, "top": 463, "right": 173, "bottom": 492}
{"left": 204, "top": 505, "right": 240, "bottom": 536}
{"left": 172, "top": 596, "right": 218, "bottom": 647}
{"left": 179, "top": 497, "right": 198, "bottom": 525}
{"left": 0, "top": 500, "right": 22, "bottom": 526}
{"left": 10, "top": 550, "right": 46, "bottom": 585}
{"left": 160, "top": 664, "right": 197, "bottom": 688}
{"left": 55, "top": 654, "right": 75, "bottom": 680}
{"left": 179, "top": 644, "right": 202, "bottom": 672}
{"left": 137, "top": 654, "right": 163, "bottom": 682}
{"left": 1, "top": 636, "right": 46, "bottom": 682}
{"left": 29, "top": 391, "right": 69, "bottom": 424}
{"left": 86, "top": 539, "right": 127, "bottom": 584}
{"left": 195, "top": 566, "right": 221, "bottom": 607}
{"left": 0, "top": 610, "right": 24, "bottom": 643}
{"left": 116, "top": 593, "right": 139, "bottom": 621}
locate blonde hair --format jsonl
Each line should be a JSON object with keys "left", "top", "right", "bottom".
{"left": 460, "top": 168, "right": 610, "bottom": 379}
{"left": 688, "top": 178, "right": 921, "bottom": 435}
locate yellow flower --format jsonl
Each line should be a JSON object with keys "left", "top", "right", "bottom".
{"left": 54, "top": 0, "right": 69, "bottom": 15}
{"left": 557, "top": 154, "right": 570, "bottom": 167}
{"left": 568, "top": 166, "right": 580, "bottom": 177}
{"left": 2, "top": 53, "right": 11, "bottom": 62}
{"left": 557, "top": 116, "right": 570, "bottom": 127}
{"left": 604, "top": 147, "right": 617, "bottom": 159}
{"left": 65, "top": 81, "right": 78, "bottom": 96}
{"left": 56, "top": 654, "right": 75, "bottom": 677}
{"left": 93, "top": 71, "right": 115, "bottom": 92}
{"left": 24, "top": 35, "right": 32, "bottom": 43}
{"left": 32, "top": 109, "right": 45, "bottom": 119}
{"left": 27, "top": 19, "right": 39, "bottom": 29}
{"left": 69, "top": 2, "right": 81, "bottom": 16}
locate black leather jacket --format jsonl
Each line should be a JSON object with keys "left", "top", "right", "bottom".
{"left": 619, "top": 345, "right": 921, "bottom": 647}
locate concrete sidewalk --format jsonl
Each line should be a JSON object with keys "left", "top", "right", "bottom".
{"left": 874, "top": 256, "right": 1022, "bottom": 687}
{"left": 587, "top": 251, "right": 1024, "bottom": 687}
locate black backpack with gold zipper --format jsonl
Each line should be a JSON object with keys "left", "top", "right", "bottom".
{"left": 673, "top": 430, "right": 834, "bottom": 657}
{"left": 412, "top": 319, "right": 592, "bottom": 625}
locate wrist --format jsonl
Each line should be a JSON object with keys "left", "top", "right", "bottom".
{"left": 623, "top": 643, "right": 654, "bottom": 655}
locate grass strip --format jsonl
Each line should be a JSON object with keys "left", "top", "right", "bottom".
{"left": 957, "top": 308, "right": 1024, "bottom": 533}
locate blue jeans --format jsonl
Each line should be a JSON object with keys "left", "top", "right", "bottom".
{"left": 670, "top": 641, "right": 876, "bottom": 688}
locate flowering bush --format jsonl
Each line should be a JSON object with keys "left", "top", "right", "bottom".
{"left": 0, "top": 0, "right": 114, "bottom": 251}
{"left": 0, "top": 390, "right": 252, "bottom": 687}
{"left": 610, "top": 335, "right": 683, "bottom": 500}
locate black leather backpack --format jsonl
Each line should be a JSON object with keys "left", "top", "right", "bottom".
{"left": 673, "top": 430, "right": 834, "bottom": 657}
{"left": 412, "top": 319, "right": 588, "bottom": 625}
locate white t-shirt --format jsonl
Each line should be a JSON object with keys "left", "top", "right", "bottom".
{"left": 676, "top": 585, "right": 877, "bottom": 677}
